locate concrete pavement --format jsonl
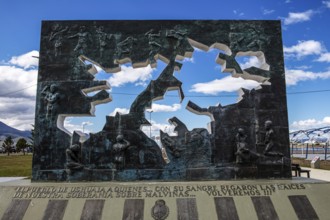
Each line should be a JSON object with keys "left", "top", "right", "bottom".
{"left": 295, "top": 167, "right": 330, "bottom": 182}
{"left": 0, "top": 177, "right": 26, "bottom": 183}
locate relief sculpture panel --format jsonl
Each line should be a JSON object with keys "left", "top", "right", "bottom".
{"left": 33, "top": 20, "right": 290, "bottom": 181}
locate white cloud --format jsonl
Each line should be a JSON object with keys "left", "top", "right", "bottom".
{"left": 238, "top": 56, "right": 261, "bottom": 69}
{"left": 284, "top": 40, "right": 323, "bottom": 58}
{"left": 64, "top": 119, "right": 83, "bottom": 133}
{"left": 285, "top": 69, "right": 330, "bottom": 86}
{"left": 0, "top": 65, "right": 37, "bottom": 98}
{"left": 141, "top": 120, "right": 176, "bottom": 138}
{"left": 233, "top": 10, "right": 244, "bottom": 16}
{"left": 190, "top": 76, "right": 260, "bottom": 95}
{"left": 108, "top": 106, "right": 180, "bottom": 137}
{"left": 63, "top": 118, "right": 93, "bottom": 133}
{"left": 316, "top": 53, "right": 330, "bottom": 62}
{"left": 284, "top": 10, "right": 314, "bottom": 25}
{"left": 150, "top": 103, "right": 181, "bottom": 112}
{"left": 182, "top": 57, "right": 194, "bottom": 63}
{"left": 323, "top": 1, "right": 330, "bottom": 8}
{"left": 295, "top": 65, "right": 312, "bottom": 70}
{"left": 9, "top": 50, "right": 39, "bottom": 69}
{"left": 0, "top": 51, "right": 39, "bottom": 131}
{"left": 108, "top": 65, "right": 154, "bottom": 87}
{"left": 109, "top": 108, "right": 129, "bottom": 116}
{"left": 291, "top": 117, "right": 330, "bottom": 130}
{"left": 82, "top": 121, "right": 93, "bottom": 126}
{"left": 0, "top": 97, "right": 35, "bottom": 131}
{"left": 109, "top": 104, "right": 180, "bottom": 116}
{"left": 0, "top": 52, "right": 38, "bottom": 98}
{"left": 263, "top": 9, "right": 275, "bottom": 15}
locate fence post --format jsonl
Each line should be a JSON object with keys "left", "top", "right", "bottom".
{"left": 325, "top": 142, "right": 328, "bottom": 161}
{"left": 312, "top": 144, "right": 314, "bottom": 154}
{"left": 305, "top": 143, "right": 309, "bottom": 159}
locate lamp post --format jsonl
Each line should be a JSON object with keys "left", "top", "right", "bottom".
{"left": 82, "top": 123, "right": 86, "bottom": 133}
{"left": 82, "top": 122, "right": 90, "bottom": 133}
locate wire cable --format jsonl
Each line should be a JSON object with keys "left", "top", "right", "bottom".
{"left": 0, "top": 84, "right": 37, "bottom": 96}
{"left": 1, "top": 83, "right": 330, "bottom": 98}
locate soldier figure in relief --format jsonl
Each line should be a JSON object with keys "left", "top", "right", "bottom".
{"left": 66, "top": 144, "right": 84, "bottom": 170}
{"left": 113, "top": 134, "right": 130, "bottom": 169}
{"left": 49, "top": 23, "right": 68, "bottom": 57}
{"left": 68, "top": 26, "right": 91, "bottom": 54}
{"left": 235, "top": 128, "right": 251, "bottom": 163}
{"left": 41, "top": 84, "right": 60, "bottom": 120}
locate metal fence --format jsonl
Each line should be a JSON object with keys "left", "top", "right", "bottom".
{"left": 291, "top": 143, "right": 330, "bottom": 160}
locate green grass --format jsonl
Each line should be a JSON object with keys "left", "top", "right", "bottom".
{"left": 0, "top": 154, "right": 32, "bottom": 178}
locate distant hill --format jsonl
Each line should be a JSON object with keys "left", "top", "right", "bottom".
{"left": 0, "top": 121, "right": 31, "bottom": 139}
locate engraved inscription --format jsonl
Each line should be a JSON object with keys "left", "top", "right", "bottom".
{"left": 12, "top": 183, "right": 307, "bottom": 199}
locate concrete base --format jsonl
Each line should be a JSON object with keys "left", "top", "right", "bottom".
{"left": 0, "top": 178, "right": 329, "bottom": 220}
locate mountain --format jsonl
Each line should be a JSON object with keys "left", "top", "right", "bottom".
{"left": 0, "top": 121, "right": 31, "bottom": 138}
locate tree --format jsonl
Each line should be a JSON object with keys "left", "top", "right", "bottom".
{"left": 16, "top": 138, "right": 29, "bottom": 155}
{"left": 2, "top": 136, "right": 14, "bottom": 156}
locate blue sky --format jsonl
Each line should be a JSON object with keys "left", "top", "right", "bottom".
{"left": 0, "top": 0, "right": 330, "bottom": 137}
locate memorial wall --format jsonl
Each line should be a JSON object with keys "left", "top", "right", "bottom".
{"left": 33, "top": 20, "right": 290, "bottom": 181}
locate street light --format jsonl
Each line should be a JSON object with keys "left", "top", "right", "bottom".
{"left": 82, "top": 122, "right": 91, "bottom": 133}
{"left": 82, "top": 123, "right": 86, "bottom": 133}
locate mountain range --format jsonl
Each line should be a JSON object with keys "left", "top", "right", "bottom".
{"left": 0, "top": 121, "right": 31, "bottom": 139}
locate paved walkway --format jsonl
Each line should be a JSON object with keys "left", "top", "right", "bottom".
{"left": 0, "top": 177, "right": 26, "bottom": 183}
{"left": 296, "top": 167, "right": 330, "bottom": 182}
